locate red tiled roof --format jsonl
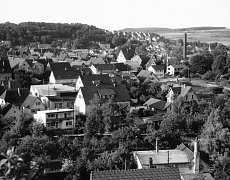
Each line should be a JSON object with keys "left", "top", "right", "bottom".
{"left": 91, "top": 167, "right": 181, "bottom": 180}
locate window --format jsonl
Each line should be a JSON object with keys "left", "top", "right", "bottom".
{"left": 192, "top": 95, "right": 193, "bottom": 99}
{"left": 31, "top": 109, "right": 36, "bottom": 113}
{"left": 79, "top": 95, "right": 82, "bottom": 99}
{"left": 66, "top": 121, "right": 73, "bottom": 127}
{"left": 36, "top": 101, "right": 41, "bottom": 105}
{"left": 48, "top": 114, "right": 55, "bottom": 118}
{"left": 67, "top": 102, "right": 71, "bottom": 108}
{"left": 54, "top": 103, "right": 59, "bottom": 108}
{"left": 59, "top": 103, "right": 62, "bottom": 108}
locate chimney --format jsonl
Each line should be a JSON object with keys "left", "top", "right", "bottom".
{"left": 156, "top": 138, "right": 159, "bottom": 153}
{"left": 149, "top": 157, "right": 153, "bottom": 168}
{"left": 193, "top": 137, "right": 200, "bottom": 174}
{"left": 183, "top": 33, "right": 187, "bottom": 60}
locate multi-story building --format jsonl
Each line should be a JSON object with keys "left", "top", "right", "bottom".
{"left": 34, "top": 108, "right": 75, "bottom": 129}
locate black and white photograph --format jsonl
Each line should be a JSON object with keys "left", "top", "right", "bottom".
{"left": 0, "top": 0, "right": 230, "bottom": 179}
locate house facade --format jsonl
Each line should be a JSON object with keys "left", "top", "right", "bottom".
{"left": 166, "top": 85, "right": 198, "bottom": 103}
{"left": 22, "top": 95, "right": 46, "bottom": 114}
{"left": 147, "top": 65, "right": 164, "bottom": 79}
{"left": 167, "top": 65, "right": 186, "bottom": 76}
{"left": 75, "top": 84, "right": 131, "bottom": 115}
{"left": 19, "top": 59, "right": 33, "bottom": 72}
{"left": 34, "top": 108, "right": 74, "bottom": 129}
{"left": 0, "top": 103, "right": 22, "bottom": 120}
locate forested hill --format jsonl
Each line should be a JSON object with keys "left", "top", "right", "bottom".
{"left": 0, "top": 22, "right": 113, "bottom": 47}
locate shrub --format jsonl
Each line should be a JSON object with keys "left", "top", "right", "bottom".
{"left": 202, "top": 71, "right": 217, "bottom": 81}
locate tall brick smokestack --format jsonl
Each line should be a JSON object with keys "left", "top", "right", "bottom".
{"left": 183, "top": 33, "right": 187, "bottom": 60}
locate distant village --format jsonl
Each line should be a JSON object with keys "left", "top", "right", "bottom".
{"left": 0, "top": 27, "right": 230, "bottom": 180}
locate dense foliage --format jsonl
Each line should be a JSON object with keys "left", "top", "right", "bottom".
{"left": 0, "top": 22, "right": 113, "bottom": 48}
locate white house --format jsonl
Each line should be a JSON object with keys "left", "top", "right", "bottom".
{"left": 167, "top": 65, "right": 186, "bottom": 76}
{"left": 116, "top": 48, "right": 135, "bottom": 63}
{"left": 30, "top": 84, "right": 76, "bottom": 107}
{"left": 147, "top": 65, "right": 164, "bottom": 79}
{"left": 33, "top": 108, "right": 74, "bottom": 129}
{"left": 166, "top": 85, "right": 198, "bottom": 103}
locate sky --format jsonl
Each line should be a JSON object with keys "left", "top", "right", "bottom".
{"left": 0, "top": 0, "right": 230, "bottom": 31}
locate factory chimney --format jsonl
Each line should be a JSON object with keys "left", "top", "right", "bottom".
{"left": 183, "top": 33, "right": 187, "bottom": 60}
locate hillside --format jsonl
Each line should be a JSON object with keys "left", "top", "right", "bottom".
{"left": 0, "top": 22, "right": 113, "bottom": 47}
{"left": 122, "top": 26, "right": 226, "bottom": 33}
{"left": 122, "top": 27, "right": 172, "bottom": 33}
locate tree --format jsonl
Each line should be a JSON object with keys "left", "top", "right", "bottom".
{"left": 213, "top": 156, "right": 230, "bottom": 180}
{"left": 112, "top": 34, "right": 127, "bottom": 47}
{"left": 14, "top": 69, "right": 32, "bottom": 88}
{"left": 202, "top": 70, "right": 217, "bottom": 81}
{"left": 199, "top": 109, "right": 230, "bottom": 159}
{"left": 0, "top": 147, "right": 46, "bottom": 180}
{"left": 189, "top": 53, "right": 213, "bottom": 74}
{"left": 84, "top": 96, "right": 105, "bottom": 137}
{"left": 16, "top": 135, "right": 57, "bottom": 162}
{"left": 212, "top": 55, "right": 228, "bottom": 75}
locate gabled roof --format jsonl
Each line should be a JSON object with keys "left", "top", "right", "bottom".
{"left": 8, "top": 57, "right": 24, "bottom": 69}
{"left": 22, "top": 94, "right": 40, "bottom": 108}
{"left": 113, "top": 63, "right": 128, "bottom": 72}
{"left": 94, "top": 64, "right": 116, "bottom": 71}
{"left": 43, "top": 52, "right": 54, "bottom": 59}
{"left": 52, "top": 69, "right": 81, "bottom": 80}
{"left": 98, "top": 88, "right": 116, "bottom": 96}
{"left": 121, "top": 47, "right": 135, "bottom": 60}
{"left": 176, "top": 143, "right": 194, "bottom": 162}
{"left": 113, "top": 84, "right": 131, "bottom": 102}
{"left": 0, "top": 85, "right": 5, "bottom": 96}
{"left": 0, "top": 88, "right": 30, "bottom": 106}
{"left": 80, "top": 84, "right": 130, "bottom": 105}
{"left": 0, "top": 59, "right": 12, "bottom": 73}
{"left": 91, "top": 167, "right": 181, "bottom": 180}
{"left": 180, "top": 86, "right": 192, "bottom": 98}
{"left": 80, "top": 74, "right": 113, "bottom": 87}
{"left": 137, "top": 70, "right": 159, "bottom": 82}
{"left": 144, "top": 98, "right": 171, "bottom": 111}
{"left": 58, "top": 53, "right": 68, "bottom": 61}
{"left": 0, "top": 103, "right": 13, "bottom": 116}
{"left": 151, "top": 65, "right": 164, "bottom": 71}
{"left": 25, "top": 59, "right": 33, "bottom": 68}
{"left": 80, "top": 86, "right": 98, "bottom": 105}
{"left": 137, "top": 70, "right": 152, "bottom": 77}
{"left": 49, "top": 62, "right": 72, "bottom": 71}
{"left": 89, "top": 57, "right": 105, "bottom": 64}
{"left": 182, "top": 173, "right": 214, "bottom": 180}
{"left": 36, "top": 59, "right": 48, "bottom": 68}
{"left": 171, "top": 87, "right": 182, "bottom": 95}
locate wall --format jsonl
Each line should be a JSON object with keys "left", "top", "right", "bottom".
{"left": 4, "top": 105, "right": 22, "bottom": 120}
{"left": 75, "top": 77, "right": 84, "bottom": 90}
{"left": 116, "top": 51, "right": 126, "bottom": 63}
{"left": 74, "top": 89, "right": 86, "bottom": 114}
{"left": 49, "top": 71, "right": 56, "bottom": 84}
